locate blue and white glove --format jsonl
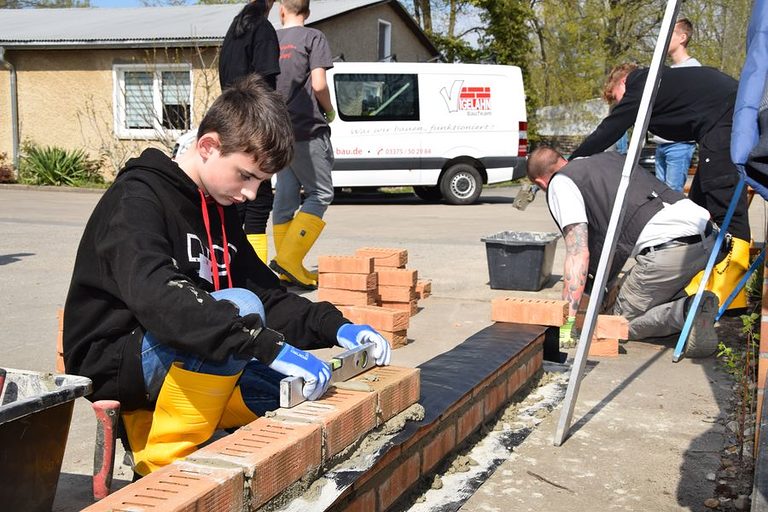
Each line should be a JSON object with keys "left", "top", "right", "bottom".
{"left": 268, "top": 343, "right": 331, "bottom": 401}
{"left": 336, "top": 323, "right": 391, "bottom": 366}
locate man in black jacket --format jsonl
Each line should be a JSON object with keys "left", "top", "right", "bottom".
{"left": 528, "top": 147, "right": 720, "bottom": 357}
{"left": 572, "top": 63, "right": 750, "bottom": 309}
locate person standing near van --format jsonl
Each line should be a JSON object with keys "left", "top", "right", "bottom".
{"left": 651, "top": 18, "right": 701, "bottom": 192}
{"left": 218, "top": 0, "right": 280, "bottom": 264}
{"left": 269, "top": 0, "right": 336, "bottom": 289}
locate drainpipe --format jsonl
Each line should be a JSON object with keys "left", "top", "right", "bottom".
{"left": 0, "top": 47, "right": 20, "bottom": 176}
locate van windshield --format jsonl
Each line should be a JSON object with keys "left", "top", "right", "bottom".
{"left": 334, "top": 73, "right": 419, "bottom": 121}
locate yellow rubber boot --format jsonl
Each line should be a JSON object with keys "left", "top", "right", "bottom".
{"left": 217, "top": 386, "right": 259, "bottom": 430}
{"left": 271, "top": 222, "right": 292, "bottom": 283}
{"left": 121, "top": 408, "right": 154, "bottom": 477}
{"left": 132, "top": 363, "right": 240, "bottom": 475}
{"left": 269, "top": 211, "right": 325, "bottom": 289}
{"left": 247, "top": 233, "right": 268, "bottom": 263}
{"left": 685, "top": 237, "right": 750, "bottom": 310}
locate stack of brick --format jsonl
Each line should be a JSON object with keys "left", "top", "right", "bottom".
{"left": 316, "top": 255, "right": 377, "bottom": 306}
{"left": 356, "top": 247, "right": 420, "bottom": 316}
{"left": 336, "top": 304, "right": 410, "bottom": 349}
{"left": 490, "top": 296, "right": 628, "bottom": 357}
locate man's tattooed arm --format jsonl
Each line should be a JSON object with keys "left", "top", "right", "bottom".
{"left": 562, "top": 222, "right": 590, "bottom": 317}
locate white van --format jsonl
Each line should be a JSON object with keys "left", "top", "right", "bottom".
{"left": 327, "top": 62, "right": 528, "bottom": 204}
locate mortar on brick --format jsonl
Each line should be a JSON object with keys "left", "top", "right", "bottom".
{"left": 255, "top": 404, "right": 425, "bottom": 511}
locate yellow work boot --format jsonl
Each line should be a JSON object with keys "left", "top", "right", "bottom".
{"left": 247, "top": 233, "right": 268, "bottom": 263}
{"left": 269, "top": 212, "right": 325, "bottom": 289}
{"left": 121, "top": 408, "right": 154, "bottom": 477}
{"left": 271, "top": 222, "right": 292, "bottom": 283}
{"left": 685, "top": 237, "right": 750, "bottom": 311}
{"left": 217, "top": 386, "right": 259, "bottom": 430}
{"left": 132, "top": 363, "right": 240, "bottom": 475}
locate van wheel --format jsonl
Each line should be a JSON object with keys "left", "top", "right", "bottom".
{"left": 413, "top": 186, "right": 443, "bottom": 202}
{"left": 440, "top": 164, "right": 482, "bottom": 205}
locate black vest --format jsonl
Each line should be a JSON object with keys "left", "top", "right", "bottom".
{"left": 548, "top": 152, "right": 684, "bottom": 288}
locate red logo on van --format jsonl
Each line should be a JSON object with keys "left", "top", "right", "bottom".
{"left": 441, "top": 80, "right": 491, "bottom": 113}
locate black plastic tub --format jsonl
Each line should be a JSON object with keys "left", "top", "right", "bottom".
{"left": 0, "top": 368, "right": 91, "bottom": 512}
{"left": 481, "top": 231, "right": 560, "bottom": 291}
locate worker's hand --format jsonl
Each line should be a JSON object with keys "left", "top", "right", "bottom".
{"left": 268, "top": 343, "right": 331, "bottom": 400}
{"left": 560, "top": 316, "right": 577, "bottom": 348}
{"left": 336, "top": 323, "right": 391, "bottom": 366}
{"left": 324, "top": 109, "right": 336, "bottom": 123}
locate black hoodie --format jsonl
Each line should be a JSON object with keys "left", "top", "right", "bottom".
{"left": 63, "top": 148, "right": 346, "bottom": 410}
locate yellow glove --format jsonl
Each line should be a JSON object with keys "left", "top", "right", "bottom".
{"left": 325, "top": 109, "right": 336, "bottom": 123}
{"left": 560, "top": 316, "right": 576, "bottom": 347}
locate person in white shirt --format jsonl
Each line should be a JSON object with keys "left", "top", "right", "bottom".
{"left": 527, "top": 146, "right": 724, "bottom": 357}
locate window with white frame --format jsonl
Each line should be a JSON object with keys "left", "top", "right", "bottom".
{"left": 378, "top": 20, "right": 392, "bottom": 61}
{"left": 114, "top": 64, "right": 192, "bottom": 138}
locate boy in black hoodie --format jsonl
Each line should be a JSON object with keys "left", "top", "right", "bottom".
{"left": 63, "top": 75, "right": 391, "bottom": 476}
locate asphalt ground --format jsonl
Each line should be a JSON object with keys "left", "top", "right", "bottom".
{"left": 0, "top": 183, "right": 765, "bottom": 511}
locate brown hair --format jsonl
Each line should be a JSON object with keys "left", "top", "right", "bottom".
{"left": 197, "top": 74, "right": 293, "bottom": 175}
{"left": 602, "top": 62, "right": 639, "bottom": 103}
{"left": 527, "top": 146, "right": 564, "bottom": 182}
{"left": 281, "top": 0, "right": 309, "bottom": 17}
{"left": 675, "top": 18, "right": 693, "bottom": 47}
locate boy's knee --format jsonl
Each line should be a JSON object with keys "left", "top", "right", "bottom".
{"left": 212, "top": 288, "right": 265, "bottom": 319}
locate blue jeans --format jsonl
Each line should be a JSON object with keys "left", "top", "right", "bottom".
{"left": 655, "top": 142, "right": 695, "bottom": 192}
{"left": 140, "top": 287, "right": 284, "bottom": 415}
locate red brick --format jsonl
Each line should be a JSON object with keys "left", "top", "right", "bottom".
{"left": 483, "top": 378, "right": 509, "bottom": 418}
{"left": 589, "top": 337, "right": 619, "bottom": 358}
{"left": 347, "top": 366, "right": 420, "bottom": 424}
{"left": 356, "top": 247, "right": 408, "bottom": 268}
{"left": 82, "top": 461, "right": 243, "bottom": 512}
{"left": 319, "top": 272, "right": 378, "bottom": 291}
{"left": 415, "top": 279, "right": 432, "bottom": 299}
{"left": 379, "top": 329, "right": 408, "bottom": 349}
{"left": 381, "top": 299, "right": 418, "bottom": 316}
{"left": 377, "top": 268, "right": 418, "bottom": 287}
{"left": 377, "top": 452, "right": 421, "bottom": 510}
{"left": 337, "top": 305, "right": 409, "bottom": 331}
{"left": 191, "top": 418, "right": 321, "bottom": 509}
{"left": 353, "top": 441, "right": 404, "bottom": 490}
{"left": 456, "top": 400, "right": 484, "bottom": 443}
{"left": 318, "top": 255, "right": 374, "bottom": 274}
{"left": 594, "top": 315, "right": 629, "bottom": 340}
{"left": 273, "top": 387, "right": 378, "bottom": 460}
{"left": 318, "top": 288, "right": 377, "bottom": 306}
{"left": 421, "top": 424, "right": 457, "bottom": 473}
{"left": 507, "top": 365, "right": 525, "bottom": 397}
{"left": 343, "top": 488, "right": 377, "bottom": 512}
{"left": 491, "top": 297, "right": 569, "bottom": 326}
{"left": 378, "top": 285, "right": 417, "bottom": 303}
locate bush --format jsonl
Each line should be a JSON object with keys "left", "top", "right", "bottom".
{"left": 0, "top": 152, "right": 15, "bottom": 183}
{"left": 19, "top": 143, "right": 104, "bottom": 187}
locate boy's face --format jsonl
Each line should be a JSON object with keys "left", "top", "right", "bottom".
{"left": 197, "top": 134, "right": 270, "bottom": 206}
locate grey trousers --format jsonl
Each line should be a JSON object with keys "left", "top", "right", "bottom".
{"left": 613, "top": 233, "right": 715, "bottom": 340}
{"left": 273, "top": 133, "right": 335, "bottom": 224}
